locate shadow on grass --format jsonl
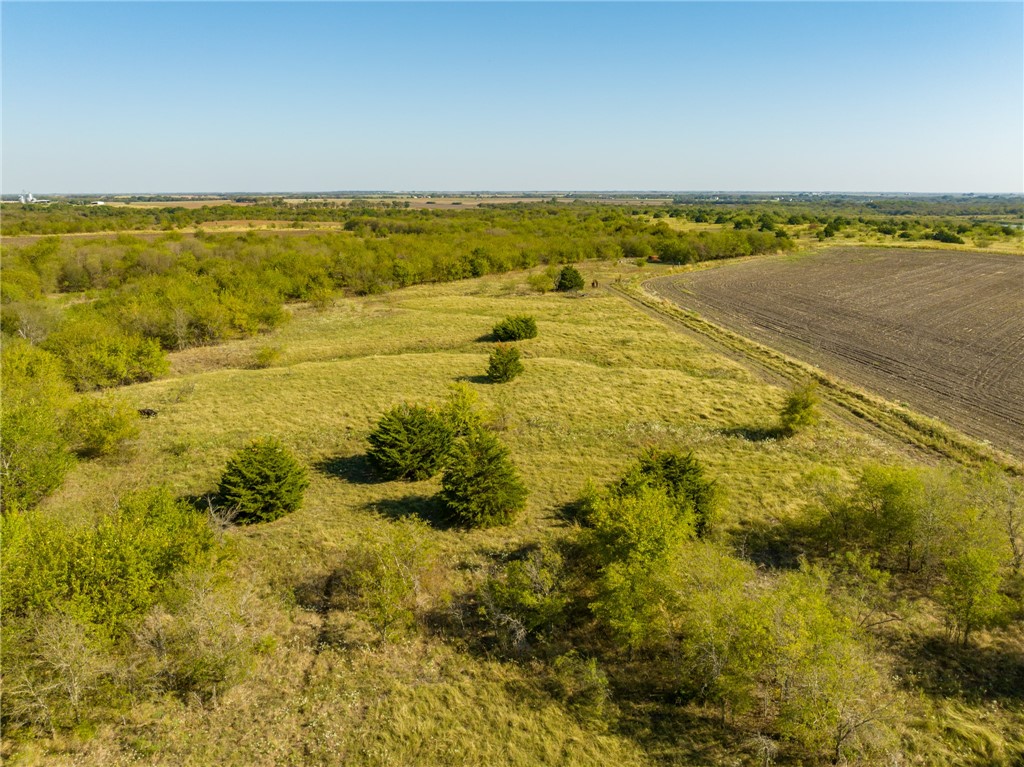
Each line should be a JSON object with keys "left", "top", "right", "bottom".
{"left": 892, "top": 631, "right": 1024, "bottom": 702}
{"left": 720, "top": 425, "right": 785, "bottom": 442}
{"left": 475, "top": 333, "right": 497, "bottom": 343}
{"left": 455, "top": 374, "right": 493, "bottom": 385}
{"left": 368, "top": 494, "right": 455, "bottom": 530}
{"left": 313, "top": 453, "right": 383, "bottom": 485}
{"left": 731, "top": 515, "right": 821, "bottom": 570}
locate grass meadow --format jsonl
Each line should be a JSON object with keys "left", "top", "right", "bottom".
{"left": 14, "top": 261, "right": 1021, "bottom": 766}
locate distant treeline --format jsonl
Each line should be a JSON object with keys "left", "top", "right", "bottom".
{"left": 1, "top": 208, "right": 791, "bottom": 391}
{"left": 3, "top": 195, "right": 1021, "bottom": 236}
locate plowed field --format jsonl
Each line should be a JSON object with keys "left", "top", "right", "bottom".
{"left": 647, "top": 248, "right": 1024, "bottom": 456}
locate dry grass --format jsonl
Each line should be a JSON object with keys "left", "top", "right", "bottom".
{"left": 17, "top": 262, "right": 1021, "bottom": 765}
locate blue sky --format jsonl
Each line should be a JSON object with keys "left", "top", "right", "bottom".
{"left": 3, "top": 2, "right": 1021, "bottom": 193}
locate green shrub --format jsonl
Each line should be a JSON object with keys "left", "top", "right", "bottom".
{"left": 250, "top": 344, "right": 283, "bottom": 369}
{"left": 587, "top": 485, "right": 692, "bottom": 568}
{"left": 336, "top": 519, "right": 437, "bottom": 642}
{"left": 217, "top": 437, "right": 308, "bottom": 523}
{"left": 64, "top": 394, "right": 140, "bottom": 458}
{"left": 42, "top": 316, "right": 168, "bottom": 391}
{"left": 0, "top": 340, "right": 75, "bottom": 511}
{"left": 779, "top": 381, "right": 820, "bottom": 435}
{"left": 1, "top": 488, "right": 216, "bottom": 636}
{"left": 441, "top": 428, "right": 527, "bottom": 528}
{"left": 617, "top": 448, "right": 717, "bottom": 538}
{"left": 367, "top": 403, "right": 454, "bottom": 480}
{"left": 481, "top": 545, "right": 568, "bottom": 651}
{"left": 492, "top": 315, "right": 538, "bottom": 342}
{"left": 439, "top": 383, "right": 484, "bottom": 438}
{"left": 555, "top": 265, "right": 585, "bottom": 292}
{"left": 135, "top": 571, "right": 263, "bottom": 700}
{"left": 487, "top": 343, "right": 524, "bottom": 383}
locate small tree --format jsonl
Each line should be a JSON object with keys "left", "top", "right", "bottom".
{"left": 492, "top": 315, "right": 538, "bottom": 342}
{"left": 441, "top": 428, "right": 527, "bottom": 528}
{"left": 618, "top": 449, "right": 718, "bottom": 538}
{"left": 555, "top": 265, "right": 585, "bottom": 292}
{"left": 779, "top": 381, "right": 820, "bottom": 436}
{"left": 487, "top": 344, "right": 524, "bottom": 383}
{"left": 938, "top": 548, "right": 1008, "bottom": 646}
{"left": 367, "top": 403, "right": 453, "bottom": 480}
{"left": 218, "top": 438, "right": 308, "bottom": 524}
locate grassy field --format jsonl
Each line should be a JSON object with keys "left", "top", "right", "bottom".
{"left": 11, "top": 260, "right": 1023, "bottom": 765}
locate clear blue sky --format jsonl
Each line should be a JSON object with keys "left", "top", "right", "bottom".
{"left": 3, "top": 2, "right": 1021, "bottom": 193}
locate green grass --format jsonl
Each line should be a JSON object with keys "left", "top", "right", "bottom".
{"left": 18, "top": 262, "right": 1021, "bottom": 766}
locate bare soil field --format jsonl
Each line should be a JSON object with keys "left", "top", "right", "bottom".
{"left": 647, "top": 247, "right": 1024, "bottom": 456}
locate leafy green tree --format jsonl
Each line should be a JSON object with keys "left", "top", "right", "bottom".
{"left": 217, "top": 438, "right": 308, "bottom": 524}
{"left": 42, "top": 315, "right": 168, "bottom": 391}
{"left": 555, "top": 265, "right": 585, "bottom": 292}
{"left": 938, "top": 548, "right": 1009, "bottom": 646}
{"left": 767, "top": 565, "right": 897, "bottom": 763}
{"left": 486, "top": 343, "right": 524, "bottom": 383}
{"left": 672, "top": 542, "right": 766, "bottom": 720}
{"left": 492, "top": 315, "right": 538, "bottom": 341}
{"left": 441, "top": 428, "right": 527, "bottom": 528}
{"left": 587, "top": 487, "right": 694, "bottom": 651}
{"left": 778, "top": 381, "right": 820, "bottom": 435}
{"left": 367, "top": 403, "right": 454, "bottom": 480}
{"left": 588, "top": 485, "right": 693, "bottom": 567}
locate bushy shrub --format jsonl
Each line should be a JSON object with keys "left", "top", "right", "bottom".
{"left": 492, "top": 315, "right": 538, "bottom": 342}
{"left": 441, "top": 428, "right": 527, "bottom": 528}
{"left": 555, "top": 265, "right": 585, "bottom": 292}
{"left": 336, "top": 519, "right": 438, "bottom": 642}
{"left": 779, "top": 381, "right": 820, "bottom": 435}
{"left": 439, "top": 383, "right": 484, "bottom": 438}
{"left": 617, "top": 448, "right": 718, "bottom": 538}
{"left": 487, "top": 343, "right": 524, "bottom": 383}
{"left": 63, "top": 394, "right": 140, "bottom": 458}
{"left": 250, "top": 344, "right": 283, "bottom": 369}
{"left": 2, "top": 488, "right": 216, "bottom": 635}
{"left": 135, "top": 571, "right": 263, "bottom": 700}
{"left": 367, "top": 403, "right": 454, "bottom": 480}
{"left": 481, "top": 545, "right": 568, "bottom": 651}
{"left": 0, "top": 340, "right": 75, "bottom": 511}
{"left": 587, "top": 485, "right": 692, "bottom": 569}
{"left": 42, "top": 316, "right": 168, "bottom": 391}
{"left": 1, "top": 490, "right": 253, "bottom": 735}
{"left": 217, "top": 437, "right": 308, "bottom": 523}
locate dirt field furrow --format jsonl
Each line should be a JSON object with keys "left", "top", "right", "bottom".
{"left": 647, "top": 247, "right": 1024, "bottom": 456}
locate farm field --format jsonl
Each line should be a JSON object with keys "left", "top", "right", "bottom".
{"left": 647, "top": 247, "right": 1024, "bottom": 457}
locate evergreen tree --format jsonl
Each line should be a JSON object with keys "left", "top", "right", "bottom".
{"left": 441, "top": 428, "right": 527, "bottom": 527}
{"left": 487, "top": 344, "right": 524, "bottom": 383}
{"left": 367, "top": 403, "right": 454, "bottom": 480}
{"left": 218, "top": 437, "right": 308, "bottom": 523}
{"left": 555, "top": 265, "right": 585, "bottom": 292}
